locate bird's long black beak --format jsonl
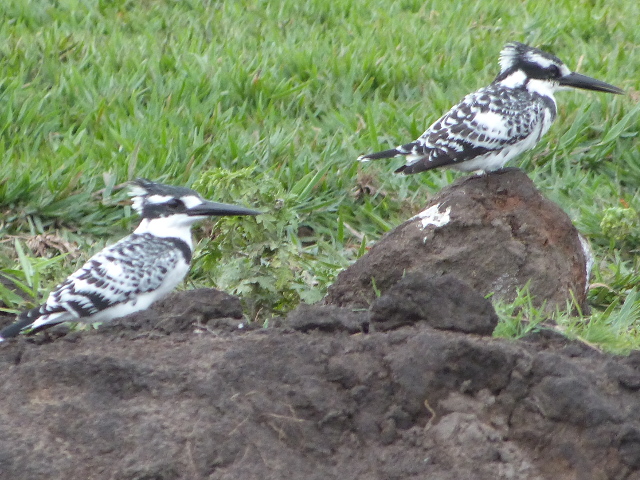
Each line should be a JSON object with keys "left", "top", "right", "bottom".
{"left": 187, "top": 200, "right": 261, "bottom": 217}
{"left": 559, "top": 72, "right": 624, "bottom": 94}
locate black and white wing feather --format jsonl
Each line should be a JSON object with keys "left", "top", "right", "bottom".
{"left": 1, "top": 233, "right": 190, "bottom": 338}
{"left": 360, "top": 84, "right": 555, "bottom": 174}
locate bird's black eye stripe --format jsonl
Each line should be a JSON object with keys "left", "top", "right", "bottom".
{"left": 167, "top": 198, "right": 183, "bottom": 210}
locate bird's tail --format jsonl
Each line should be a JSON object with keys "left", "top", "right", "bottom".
{"left": 357, "top": 148, "right": 402, "bottom": 162}
{"left": 0, "top": 310, "right": 36, "bottom": 341}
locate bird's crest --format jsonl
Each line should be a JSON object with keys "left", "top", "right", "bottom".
{"left": 129, "top": 179, "right": 200, "bottom": 215}
{"left": 498, "top": 42, "right": 564, "bottom": 74}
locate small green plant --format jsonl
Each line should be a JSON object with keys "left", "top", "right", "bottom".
{"left": 494, "top": 284, "right": 640, "bottom": 354}
{"left": 554, "top": 289, "right": 640, "bottom": 354}
{"left": 370, "top": 277, "right": 381, "bottom": 298}
{"left": 600, "top": 206, "right": 640, "bottom": 245}
{"left": 192, "top": 167, "right": 346, "bottom": 322}
{"left": 588, "top": 252, "right": 640, "bottom": 309}
{"left": 0, "top": 240, "right": 68, "bottom": 314}
{"left": 493, "top": 284, "right": 550, "bottom": 339}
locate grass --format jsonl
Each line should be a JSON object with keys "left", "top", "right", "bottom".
{"left": 0, "top": 0, "right": 639, "bottom": 351}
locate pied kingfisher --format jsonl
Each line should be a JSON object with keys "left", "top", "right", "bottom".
{"left": 357, "top": 42, "right": 623, "bottom": 174}
{"left": 0, "top": 179, "right": 260, "bottom": 341}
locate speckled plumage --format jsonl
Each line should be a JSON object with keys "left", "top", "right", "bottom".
{"left": 358, "top": 42, "right": 623, "bottom": 174}
{"left": 391, "top": 83, "right": 557, "bottom": 173}
{"left": 0, "top": 179, "right": 260, "bottom": 341}
{"left": 23, "top": 233, "right": 191, "bottom": 331}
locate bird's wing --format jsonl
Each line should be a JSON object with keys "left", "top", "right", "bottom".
{"left": 400, "top": 86, "right": 544, "bottom": 171}
{"left": 28, "top": 234, "right": 188, "bottom": 329}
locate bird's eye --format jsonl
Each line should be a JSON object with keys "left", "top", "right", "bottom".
{"left": 549, "top": 65, "right": 561, "bottom": 77}
{"left": 166, "top": 198, "right": 183, "bottom": 210}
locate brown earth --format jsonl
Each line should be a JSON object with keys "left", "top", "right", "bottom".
{"left": 326, "top": 169, "right": 591, "bottom": 312}
{"left": 2, "top": 285, "right": 640, "bottom": 480}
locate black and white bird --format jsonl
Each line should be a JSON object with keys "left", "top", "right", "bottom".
{"left": 357, "top": 42, "right": 623, "bottom": 174}
{"left": 0, "top": 179, "right": 260, "bottom": 341}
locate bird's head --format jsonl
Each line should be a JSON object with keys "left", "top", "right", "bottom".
{"left": 495, "top": 42, "right": 623, "bottom": 95}
{"left": 129, "top": 178, "right": 260, "bottom": 229}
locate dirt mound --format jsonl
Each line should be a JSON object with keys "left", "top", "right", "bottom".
{"left": 2, "top": 286, "right": 640, "bottom": 480}
{"left": 326, "top": 170, "right": 590, "bottom": 312}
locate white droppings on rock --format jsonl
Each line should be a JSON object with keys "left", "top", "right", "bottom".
{"left": 578, "top": 234, "right": 594, "bottom": 291}
{"left": 412, "top": 204, "right": 452, "bottom": 230}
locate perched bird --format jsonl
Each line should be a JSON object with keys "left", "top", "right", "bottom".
{"left": 357, "top": 42, "right": 624, "bottom": 174}
{"left": 0, "top": 179, "right": 260, "bottom": 341}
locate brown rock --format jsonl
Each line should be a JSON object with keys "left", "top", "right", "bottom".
{"left": 369, "top": 273, "right": 498, "bottom": 334}
{"left": 287, "top": 303, "right": 369, "bottom": 333}
{"left": 100, "top": 288, "right": 245, "bottom": 335}
{"left": 325, "top": 170, "right": 590, "bottom": 311}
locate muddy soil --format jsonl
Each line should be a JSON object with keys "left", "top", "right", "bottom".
{"left": 2, "top": 286, "right": 640, "bottom": 480}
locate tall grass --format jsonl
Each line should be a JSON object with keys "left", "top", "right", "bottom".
{"left": 1, "top": 0, "right": 639, "bottom": 349}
